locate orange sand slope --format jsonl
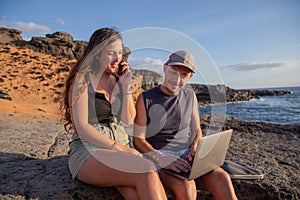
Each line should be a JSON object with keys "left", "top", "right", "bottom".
{"left": 0, "top": 44, "right": 76, "bottom": 115}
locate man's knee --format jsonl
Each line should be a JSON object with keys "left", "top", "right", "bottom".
{"left": 212, "top": 168, "right": 232, "bottom": 184}
{"left": 116, "top": 186, "right": 139, "bottom": 200}
{"left": 171, "top": 180, "right": 197, "bottom": 199}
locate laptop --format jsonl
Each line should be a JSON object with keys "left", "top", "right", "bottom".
{"left": 162, "top": 129, "right": 233, "bottom": 180}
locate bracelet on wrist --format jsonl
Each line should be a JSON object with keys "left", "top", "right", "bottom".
{"left": 148, "top": 150, "right": 163, "bottom": 163}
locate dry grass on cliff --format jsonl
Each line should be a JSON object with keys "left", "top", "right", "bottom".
{"left": 0, "top": 44, "right": 76, "bottom": 115}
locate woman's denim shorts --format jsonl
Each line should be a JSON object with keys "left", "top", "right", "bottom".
{"left": 68, "top": 122, "right": 131, "bottom": 179}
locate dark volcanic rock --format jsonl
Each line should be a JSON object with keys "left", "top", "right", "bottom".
{"left": 251, "top": 89, "right": 292, "bottom": 96}
{"left": 189, "top": 84, "right": 292, "bottom": 106}
{"left": 0, "top": 155, "right": 123, "bottom": 200}
{"left": 189, "top": 84, "right": 258, "bottom": 105}
{"left": 0, "top": 90, "right": 12, "bottom": 101}
{"left": 0, "top": 27, "right": 87, "bottom": 59}
{"left": 132, "top": 69, "right": 163, "bottom": 90}
{"left": 0, "top": 27, "right": 23, "bottom": 44}
{"left": 200, "top": 114, "right": 300, "bottom": 200}
{"left": 23, "top": 33, "right": 87, "bottom": 59}
{"left": 0, "top": 111, "right": 299, "bottom": 200}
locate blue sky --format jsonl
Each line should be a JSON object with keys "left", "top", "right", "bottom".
{"left": 1, "top": 0, "right": 299, "bottom": 89}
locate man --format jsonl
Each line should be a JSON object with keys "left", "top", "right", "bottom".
{"left": 133, "top": 50, "right": 237, "bottom": 200}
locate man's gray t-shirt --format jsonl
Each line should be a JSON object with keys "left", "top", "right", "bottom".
{"left": 142, "top": 85, "right": 194, "bottom": 151}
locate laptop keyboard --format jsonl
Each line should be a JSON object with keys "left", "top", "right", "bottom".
{"left": 162, "top": 168, "right": 191, "bottom": 179}
{"left": 177, "top": 170, "right": 191, "bottom": 178}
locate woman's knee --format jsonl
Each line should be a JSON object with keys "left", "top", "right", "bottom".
{"left": 143, "top": 170, "right": 161, "bottom": 184}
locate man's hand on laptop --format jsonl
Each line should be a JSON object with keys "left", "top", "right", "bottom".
{"left": 148, "top": 149, "right": 192, "bottom": 173}
{"left": 160, "top": 155, "right": 192, "bottom": 173}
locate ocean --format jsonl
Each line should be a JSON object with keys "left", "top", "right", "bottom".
{"left": 199, "top": 86, "right": 300, "bottom": 125}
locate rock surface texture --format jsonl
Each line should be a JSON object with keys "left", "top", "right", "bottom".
{"left": 0, "top": 112, "right": 299, "bottom": 200}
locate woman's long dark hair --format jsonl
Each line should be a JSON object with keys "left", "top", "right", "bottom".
{"left": 61, "top": 28, "right": 122, "bottom": 132}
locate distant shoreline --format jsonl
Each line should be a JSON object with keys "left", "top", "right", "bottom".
{"left": 199, "top": 86, "right": 299, "bottom": 125}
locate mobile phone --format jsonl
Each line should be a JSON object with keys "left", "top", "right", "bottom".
{"left": 117, "top": 47, "right": 130, "bottom": 75}
{"left": 118, "top": 61, "right": 124, "bottom": 75}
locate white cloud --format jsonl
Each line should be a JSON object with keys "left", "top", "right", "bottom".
{"left": 223, "top": 61, "right": 296, "bottom": 72}
{"left": 14, "top": 21, "right": 50, "bottom": 35}
{"left": 129, "top": 57, "right": 163, "bottom": 73}
{"left": 55, "top": 18, "right": 65, "bottom": 26}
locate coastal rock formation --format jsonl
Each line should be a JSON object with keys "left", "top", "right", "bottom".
{"left": 24, "top": 32, "right": 87, "bottom": 59}
{"left": 132, "top": 69, "right": 163, "bottom": 90}
{"left": 251, "top": 89, "right": 292, "bottom": 96}
{"left": 0, "top": 27, "right": 23, "bottom": 44}
{"left": 0, "top": 27, "right": 87, "bottom": 59}
{"left": 189, "top": 84, "right": 292, "bottom": 105}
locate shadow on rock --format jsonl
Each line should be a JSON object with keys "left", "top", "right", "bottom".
{"left": 0, "top": 153, "right": 123, "bottom": 200}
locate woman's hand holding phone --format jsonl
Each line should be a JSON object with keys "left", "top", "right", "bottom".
{"left": 117, "top": 61, "right": 132, "bottom": 87}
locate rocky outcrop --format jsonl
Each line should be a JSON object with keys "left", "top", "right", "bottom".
{"left": 225, "top": 86, "right": 258, "bottom": 103}
{"left": 18, "top": 32, "right": 87, "bottom": 59}
{"left": 0, "top": 90, "right": 12, "bottom": 101}
{"left": 0, "top": 112, "right": 123, "bottom": 200}
{"left": 0, "top": 27, "right": 87, "bottom": 59}
{"left": 0, "top": 27, "right": 23, "bottom": 44}
{"left": 251, "top": 89, "right": 292, "bottom": 96}
{"left": 189, "top": 84, "right": 228, "bottom": 105}
{"left": 132, "top": 69, "right": 163, "bottom": 90}
{"left": 203, "top": 114, "right": 300, "bottom": 199}
{"left": 189, "top": 84, "right": 292, "bottom": 105}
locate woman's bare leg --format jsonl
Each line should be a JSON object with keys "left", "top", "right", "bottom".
{"left": 77, "top": 150, "right": 167, "bottom": 200}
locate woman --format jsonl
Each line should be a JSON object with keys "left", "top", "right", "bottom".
{"left": 62, "top": 27, "right": 167, "bottom": 200}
